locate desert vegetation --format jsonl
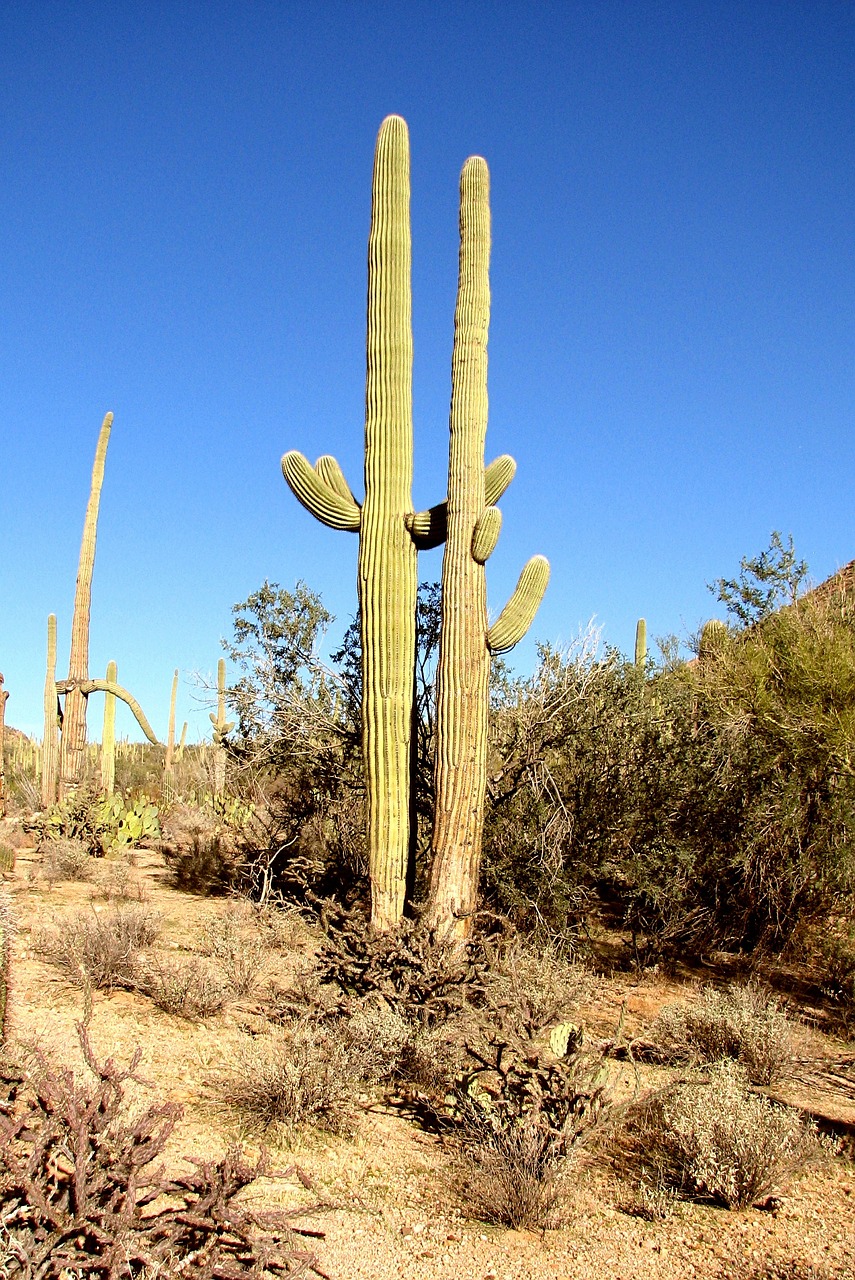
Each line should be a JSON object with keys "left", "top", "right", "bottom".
{"left": 0, "top": 115, "right": 853, "bottom": 1278}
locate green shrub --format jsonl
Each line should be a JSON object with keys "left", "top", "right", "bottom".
{"left": 650, "top": 983, "right": 794, "bottom": 1085}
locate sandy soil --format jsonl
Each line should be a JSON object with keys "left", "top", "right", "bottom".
{"left": 3, "top": 841, "right": 854, "bottom": 1280}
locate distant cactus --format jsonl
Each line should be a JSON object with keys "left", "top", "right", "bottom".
{"left": 163, "top": 668, "right": 179, "bottom": 803}
{"left": 0, "top": 674, "right": 8, "bottom": 820}
{"left": 101, "top": 661, "right": 117, "bottom": 795}
{"left": 427, "top": 157, "right": 548, "bottom": 941}
{"left": 42, "top": 615, "right": 60, "bottom": 808}
{"left": 635, "top": 618, "right": 647, "bottom": 670}
{"left": 699, "top": 618, "right": 728, "bottom": 660}
{"left": 210, "top": 659, "right": 234, "bottom": 798}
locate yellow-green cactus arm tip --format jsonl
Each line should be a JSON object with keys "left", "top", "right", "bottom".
{"left": 315, "top": 455, "right": 361, "bottom": 508}
{"left": 485, "top": 454, "right": 516, "bottom": 504}
{"left": 405, "top": 502, "right": 447, "bottom": 549}
{"left": 282, "top": 450, "right": 361, "bottom": 531}
{"left": 471, "top": 506, "right": 502, "bottom": 564}
{"left": 487, "top": 555, "right": 550, "bottom": 654}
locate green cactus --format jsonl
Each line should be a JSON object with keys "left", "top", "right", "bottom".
{"left": 101, "top": 660, "right": 117, "bottom": 795}
{"left": 282, "top": 116, "right": 421, "bottom": 930}
{"left": 427, "top": 157, "right": 549, "bottom": 941}
{"left": 41, "top": 614, "right": 60, "bottom": 808}
{"left": 699, "top": 617, "right": 729, "bottom": 660}
{"left": 0, "top": 673, "right": 7, "bottom": 820}
{"left": 635, "top": 618, "right": 647, "bottom": 670}
{"left": 210, "top": 658, "right": 234, "bottom": 797}
{"left": 163, "top": 668, "right": 179, "bottom": 804}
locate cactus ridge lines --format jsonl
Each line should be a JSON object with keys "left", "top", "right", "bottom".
{"left": 282, "top": 451, "right": 361, "bottom": 530}
{"left": 486, "top": 555, "right": 551, "bottom": 655}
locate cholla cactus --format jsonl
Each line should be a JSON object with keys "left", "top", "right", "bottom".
{"left": 427, "top": 157, "right": 549, "bottom": 941}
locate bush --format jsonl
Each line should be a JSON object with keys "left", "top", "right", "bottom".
{"left": 222, "top": 1018, "right": 367, "bottom": 1135}
{"left": 650, "top": 983, "right": 794, "bottom": 1085}
{"left": 35, "top": 905, "right": 161, "bottom": 990}
{"left": 0, "top": 1025, "right": 324, "bottom": 1277}
{"left": 133, "top": 953, "right": 230, "bottom": 1019}
{"left": 453, "top": 1103, "right": 569, "bottom": 1229}
{"left": 195, "top": 905, "right": 269, "bottom": 997}
{"left": 610, "top": 1060, "right": 825, "bottom": 1209}
{"left": 38, "top": 836, "right": 94, "bottom": 884}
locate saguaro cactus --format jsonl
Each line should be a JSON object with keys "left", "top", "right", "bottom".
{"left": 59, "top": 412, "right": 113, "bottom": 797}
{"left": 163, "top": 668, "right": 179, "bottom": 803}
{"left": 42, "top": 615, "right": 60, "bottom": 808}
{"left": 101, "top": 661, "right": 117, "bottom": 795}
{"left": 427, "top": 157, "right": 549, "bottom": 941}
{"left": 210, "top": 658, "right": 234, "bottom": 798}
{"left": 635, "top": 618, "right": 647, "bottom": 670}
{"left": 282, "top": 116, "right": 420, "bottom": 930}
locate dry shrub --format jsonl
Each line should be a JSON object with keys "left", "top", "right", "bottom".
{"left": 650, "top": 983, "right": 794, "bottom": 1085}
{"left": 35, "top": 904, "right": 161, "bottom": 990}
{"left": 610, "top": 1060, "right": 826, "bottom": 1209}
{"left": 196, "top": 904, "right": 269, "bottom": 997}
{"left": 480, "top": 939, "right": 592, "bottom": 1040}
{"left": 93, "top": 857, "right": 149, "bottom": 904}
{"left": 452, "top": 1097, "right": 571, "bottom": 1229}
{"left": 38, "top": 836, "right": 95, "bottom": 884}
{"left": 223, "top": 1017, "right": 372, "bottom": 1135}
{"left": 133, "top": 953, "right": 231, "bottom": 1019}
{"left": 0, "top": 1025, "right": 325, "bottom": 1277}
{"left": 161, "top": 803, "right": 243, "bottom": 895}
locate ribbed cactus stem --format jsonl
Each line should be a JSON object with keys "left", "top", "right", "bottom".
{"left": 428, "top": 158, "right": 550, "bottom": 941}
{"left": 212, "top": 657, "right": 230, "bottom": 797}
{"left": 101, "top": 661, "right": 117, "bottom": 795}
{"left": 59, "top": 411, "right": 113, "bottom": 798}
{"left": 428, "top": 156, "right": 492, "bottom": 941}
{"left": 0, "top": 675, "right": 7, "bottom": 820}
{"left": 699, "top": 618, "right": 728, "bottom": 660}
{"left": 42, "top": 614, "right": 59, "bottom": 808}
{"left": 635, "top": 618, "right": 647, "bottom": 670}
{"left": 162, "top": 668, "right": 178, "bottom": 804}
{"left": 358, "top": 115, "right": 418, "bottom": 929}
{"left": 176, "top": 721, "right": 188, "bottom": 761}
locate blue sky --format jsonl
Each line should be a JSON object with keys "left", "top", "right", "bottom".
{"left": 1, "top": 1, "right": 852, "bottom": 741}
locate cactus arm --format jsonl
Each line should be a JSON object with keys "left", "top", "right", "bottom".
{"left": 315, "top": 455, "right": 360, "bottom": 507}
{"left": 406, "top": 454, "right": 517, "bottom": 550}
{"left": 282, "top": 451, "right": 361, "bottom": 530}
{"left": 42, "top": 614, "right": 60, "bottom": 808}
{"left": 73, "top": 679, "right": 160, "bottom": 745}
{"left": 471, "top": 506, "right": 502, "bottom": 564}
{"left": 487, "top": 555, "right": 550, "bottom": 654}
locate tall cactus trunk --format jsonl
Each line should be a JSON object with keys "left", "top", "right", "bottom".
{"left": 428, "top": 158, "right": 492, "bottom": 940}
{"left": 101, "top": 660, "right": 117, "bottom": 795}
{"left": 358, "top": 116, "right": 418, "bottom": 929}
{"left": 59, "top": 412, "right": 113, "bottom": 799}
{"left": 163, "top": 668, "right": 178, "bottom": 803}
{"left": 0, "top": 675, "right": 8, "bottom": 820}
{"left": 211, "top": 658, "right": 230, "bottom": 799}
{"left": 42, "top": 614, "right": 59, "bottom": 808}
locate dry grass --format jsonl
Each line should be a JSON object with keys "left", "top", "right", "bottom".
{"left": 649, "top": 982, "right": 794, "bottom": 1085}
{"left": 133, "top": 952, "right": 231, "bottom": 1019}
{"left": 34, "top": 904, "right": 161, "bottom": 991}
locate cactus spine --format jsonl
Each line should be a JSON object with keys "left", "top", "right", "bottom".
{"left": 42, "top": 615, "right": 59, "bottom": 807}
{"left": 635, "top": 618, "right": 647, "bottom": 670}
{"left": 163, "top": 668, "right": 178, "bottom": 803}
{"left": 427, "top": 157, "right": 549, "bottom": 941}
{"left": 282, "top": 116, "right": 419, "bottom": 930}
{"left": 101, "top": 661, "right": 117, "bottom": 795}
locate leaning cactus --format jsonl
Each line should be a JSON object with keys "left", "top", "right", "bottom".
{"left": 427, "top": 157, "right": 549, "bottom": 941}
{"left": 210, "top": 658, "right": 234, "bottom": 798}
{"left": 100, "top": 661, "right": 117, "bottom": 795}
{"left": 282, "top": 116, "right": 421, "bottom": 930}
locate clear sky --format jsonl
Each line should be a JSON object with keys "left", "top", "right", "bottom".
{"left": 1, "top": 1, "right": 852, "bottom": 741}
